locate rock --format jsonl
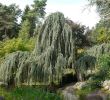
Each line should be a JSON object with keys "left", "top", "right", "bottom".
{"left": 103, "top": 80, "right": 110, "bottom": 91}
{"left": 60, "top": 84, "right": 78, "bottom": 100}
{"left": 85, "top": 94, "right": 103, "bottom": 100}
{"left": 104, "top": 86, "right": 109, "bottom": 90}
{"left": 62, "top": 91, "right": 78, "bottom": 100}
{"left": 103, "top": 80, "right": 110, "bottom": 86}
{"left": 85, "top": 90, "right": 108, "bottom": 100}
{"left": 0, "top": 96, "right": 4, "bottom": 100}
{"left": 73, "top": 82, "right": 87, "bottom": 90}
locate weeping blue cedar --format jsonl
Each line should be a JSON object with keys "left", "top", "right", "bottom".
{"left": 74, "top": 55, "right": 96, "bottom": 81}
{"left": 0, "top": 12, "right": 76, "bottom": 85}
{"left": 0, "top": 51, "right": 29, "bottom": 85}
{"left": 74, "top": 43, "right": 110, "bottom": 81}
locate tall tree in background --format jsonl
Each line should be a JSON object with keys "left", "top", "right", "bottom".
{"left": 66, "top": 19, "right": 90, "bottom": 48}
{"left": 0, "top": 3, "right": 21, "bottom": 40}
{"left": 88, "top": 0, "right": 110, "bottom": 44}
{"left": 32, "top": 0, "right": 47, "bottom": 20}
{"left": 21, "top": 5, "right": 30, "bottom": 23}
{"left": 20, "top": 0, "right": 47, "bottom": 37}
{"left": 88, "top": 0, "right": 110, "bottom": 20}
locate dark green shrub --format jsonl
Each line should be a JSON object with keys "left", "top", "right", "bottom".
{"left": 88, "top": 54, "right": 110, "bottom": 88}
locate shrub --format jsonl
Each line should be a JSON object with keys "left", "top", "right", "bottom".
{"left": 88, "top": 54, "right": 110, "bottom": 88}
{"left": 0, "top": 38, "right": 35, "bottom": 58}
{"left": 97, "top": 54, "right": 110, "bottom": 80}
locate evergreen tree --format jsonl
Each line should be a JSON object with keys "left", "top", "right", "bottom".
{"left": 19, "top": 19, "right": 30, "bottom": 39}
{"left": 21, "top": 5, "right": 30, "bottom": 23}
{"left": 20, "top": 0, "right": 47, "bottom": 37}
{"left": 0, "top": 3, "right": 21, "bottom": 40}
{"left": 0, "top": 12, "right": 77, "bottom": 85}
{"left": 32, "top": 0, "right": 47, "bottom": 20}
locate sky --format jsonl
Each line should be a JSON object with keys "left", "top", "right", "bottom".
{"left": 0, "top": 0, "right": 100, "bottom": 28}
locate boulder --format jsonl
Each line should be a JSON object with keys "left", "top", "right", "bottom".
{"left": 103, "top": 80, "right": 110, "bottom": 91}
{"left": 62, "top": 91, "right": 78, "bottom": 100}
{"left": 0, "top": 96, "right": 4, "bottom": 100}
{"left": 85, "top": 90, "right": 108, "bottom": 100}
{"left": 73, "top": 82, "right": 87, "bottom": 90}
{"left": 62, "top": 85, "right": 78, "bottom": 100}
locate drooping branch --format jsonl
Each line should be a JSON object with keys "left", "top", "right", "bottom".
{"left": 75, "top": 55, "right": 96, "bottom": 81}
{"left": 0, "top": 12, "right": 76, "bottom": 85}
{"left": 0, "top": 51, "right": 29, "bottom": 85}
{"left": 86, "top": 43, "right": 110, "bottom": 58}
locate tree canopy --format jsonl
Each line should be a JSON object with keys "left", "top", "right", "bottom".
{"left": 0, "top": 3, "right": 21, "bottom": 40}
{"left": 21, "top": 0, "right": 47, "bottom": 37}
{"left": 88, "top": 0, "right": 110, "bottom": 21}
{"left": 0, "top": 12, "right": 77, "bottom": 85}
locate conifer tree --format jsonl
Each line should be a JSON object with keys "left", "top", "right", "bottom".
{"left": 0, "top": 12, "right": 77, "bottom": 85}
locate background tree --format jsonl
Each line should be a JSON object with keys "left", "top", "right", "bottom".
{"left": 20, "top": 0, "right": 47, "bottom": 37}
{"left": 21, "top": 5, "right": 30, "bottom": 23}
{"left": 0, "top": 3, "right": 21, "bottom": 40}
{"left": 88, "top": 0, "right": 110, "bottom": 44}
{"left": 90, "top": 20, "right": 110, "bottom": 44}
{"left": 88, "top": 0, "right": 110, "bottom": 20}
{"left": 19, "top": 19, "right": 30, "bottom": 39}
{"left": 32, "top": 0, "right": 47, "bottom": 20}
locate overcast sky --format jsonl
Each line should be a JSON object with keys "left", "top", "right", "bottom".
{"left": 0, "top": 0, "right": 100, "bottom": 28}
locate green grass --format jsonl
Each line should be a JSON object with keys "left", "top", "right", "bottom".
{"left": 0, "top": 86, "right": 62, "bottom": 100}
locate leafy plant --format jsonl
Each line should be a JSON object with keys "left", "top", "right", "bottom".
{"left": 87, "top": 54, "right": 110, "bottom": 88}
{"left": 0, "top": 38, "right": 35, "bottom": 58}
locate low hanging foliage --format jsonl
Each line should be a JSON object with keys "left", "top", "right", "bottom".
{"left": 75, "top": 55, "right": 96, "bottom": 72}
{"left": 74, "top": 55, "right": 96, "bottom": 81}
{"left": 86, "top": 43, "right": 110, "bottom": 58}
{"left": 0, "top": 12, "right": 76, "bottom": 85}
{"left": 74, "top": 43, "right": 110, "bottom": 81}
{"left": 0, "top": 51, "right": 30, "bottom": 85}
{"left": 76, "top": 43, "right": 110, "bottom": 71}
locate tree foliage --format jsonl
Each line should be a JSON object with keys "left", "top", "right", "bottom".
{"left": 0, "top": 12, "right": 77, "bottom": 85}
{"left": 75, "top": 43, "right": 110, "bottom": 81}
{"left": 0, "top": 38, "right": 35, "bottom": 58}
{"left": 66, "top": 20, "right": 90, "bottom": 48}
{"left": 0, "top": 51, "right": 30, "bottom": 86}
{"left": 86, "top": 43, "right": 110, "bottom": 58}
{"left": 0, "top": 3, "right": 21, "bottom": 40}
{"left": 96, "top": 54, "right": 110, "bottom": 80}
{"left": 88, "top": 0, "right": 110, "bottom": 20}
{"left": 88, "top": 53, "right": 110, "bottom": 88}
{"left": 0, "top": 0, "right": 109, "bottom": 88}
{"left": 19, "top": 19, "right": 31, "bottom": 39}
{"left": 21, "top": 0, "right": 47, "bottom": 37}
{"left": 91, "top": 20, "right": 110, "bottom": 44}
{"left": 75, "top": 55, "right": 96, "bottom": 81}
